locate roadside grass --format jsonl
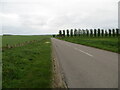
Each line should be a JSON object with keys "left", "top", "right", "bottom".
{"left": 57, "top": 36, "right": 119, "bottom": 53}
{"left": 2, "top": 37, "right": 52, "bottom": 88}
{"left": 2, "top": 35, "right": 51, "bottom": 46}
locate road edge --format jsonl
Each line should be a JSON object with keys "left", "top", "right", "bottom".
{"left": 51, "top": 38, "right": 68, "bottom": 88}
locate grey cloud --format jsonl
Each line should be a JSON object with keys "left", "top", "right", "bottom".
{"left": 1, "top": 0, "right": 119, "bottom": 35}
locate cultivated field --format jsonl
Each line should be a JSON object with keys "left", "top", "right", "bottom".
{"left": 2, "top": 35, "right": 51, "bottom": 46}
{"left": 2, "top": 35, "right": 52, "bottom": 88}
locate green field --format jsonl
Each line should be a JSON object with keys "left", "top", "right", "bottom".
{"left": 57, "top": 37, "right": 119, "bottom": 53}
{"left": 2, "top": 35, "right": 52, "bottom": 88}
{"left": 2, "top": 35, "right": 51, "bottom": 46}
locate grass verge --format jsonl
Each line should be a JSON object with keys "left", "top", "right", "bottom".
{"left": 2, "top": 37, "right": 52, "bottom": 88}
{"left": 57, "top": 37, "right": 119, "bottom": 53}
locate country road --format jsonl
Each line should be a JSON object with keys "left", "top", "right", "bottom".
{"left": 51, "top": 38, "right": 118, "bottom": 88}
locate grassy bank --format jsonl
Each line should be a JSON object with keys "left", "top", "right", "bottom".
{"left": 57, "top": 37, "right": 119, "bottom": 53}
{"left": 2, "top": 36, "right": 52, "bottom": 88}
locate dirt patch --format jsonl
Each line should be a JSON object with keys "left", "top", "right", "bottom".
{"left": 45, "top": 42, "right": 50, "bottom": 44}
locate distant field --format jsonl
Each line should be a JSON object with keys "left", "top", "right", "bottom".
{"left": 2, "top": 35, "right": 51, "bottom": 46}
{"left": 2, "top": 35, "right": 52, "bottom": 88}
{"left": 57, "top": 37, "right": 119, "bottom": 53}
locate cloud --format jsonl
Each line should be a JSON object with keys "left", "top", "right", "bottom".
{"left": 1, "top": 0, "right": 119, "bottom": 35}
{"left": 0, "top": 13, "right": 21, "bottom": 26}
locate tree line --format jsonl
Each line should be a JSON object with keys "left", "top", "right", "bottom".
{"left": 54, "top": 28, "right": 119, "bottom": 37}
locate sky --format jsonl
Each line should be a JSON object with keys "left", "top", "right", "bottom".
{"left": 0, "top": 0, "right": 119, "bottom": 35}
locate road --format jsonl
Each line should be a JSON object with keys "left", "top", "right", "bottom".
{"left": 51, "top": 38, "right": 118, "bottom": 88}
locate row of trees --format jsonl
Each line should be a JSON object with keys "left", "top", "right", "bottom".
{"left": 58, "top": 28, "right": 119, "bottom": 37}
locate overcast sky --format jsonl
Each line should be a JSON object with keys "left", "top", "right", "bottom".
{"left": 0, "top": 0, "right": 119, "bottom": 35}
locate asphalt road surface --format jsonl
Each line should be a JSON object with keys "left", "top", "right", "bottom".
{"left": 51, "top": 38, "right": 118, "bottom": 88}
